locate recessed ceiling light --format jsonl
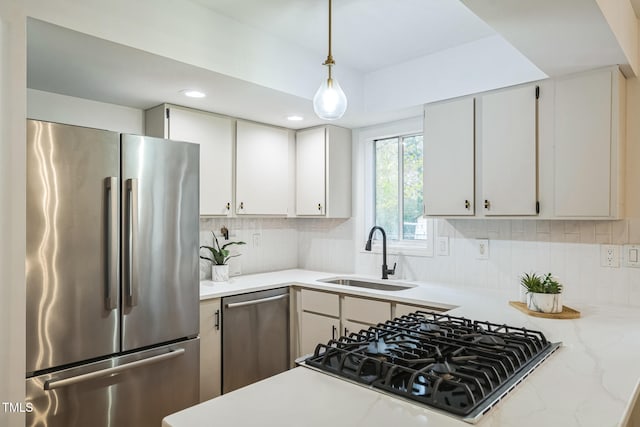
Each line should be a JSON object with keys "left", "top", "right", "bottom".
{"left": 287, "top": 115, "right": 304, "bottom": 121}
{"left": 181, "top": 89, "right": 206, "bottom": 98}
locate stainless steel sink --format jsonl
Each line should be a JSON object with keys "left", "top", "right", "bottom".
{"left": 319, "top": 277, "right": 416, "bottom": 291}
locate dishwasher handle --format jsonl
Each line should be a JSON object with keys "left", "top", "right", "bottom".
{"left": 225, "top": 293, "right": 288, "bottom": 309}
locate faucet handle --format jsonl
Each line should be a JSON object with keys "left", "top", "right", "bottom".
{"left": 389, "top": 262, "right": 397, "bottom": 275}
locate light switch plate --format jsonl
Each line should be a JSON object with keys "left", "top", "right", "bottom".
{"left": 437, "top": 237, "right": 449, "bottom": 256}
{"left": 623, "top": 244, "right": 640, "bottom": 268}
{"left": 476, "top": 239, "right": 489, "bottom": 260}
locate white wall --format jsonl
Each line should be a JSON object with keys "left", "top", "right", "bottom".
{"left": 27, "top": 89, "right": 144, "bottom": 134}
{"left": 0, "top": 1, "right": 26, "bottom": 426}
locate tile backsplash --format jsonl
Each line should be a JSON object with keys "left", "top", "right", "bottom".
{"left": 200, "top": 216, "right": 640, "bottom": 307}
{"left": 356, "top": 218, "right": 640, "bottom": 307}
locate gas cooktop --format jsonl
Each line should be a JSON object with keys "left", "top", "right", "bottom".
{"left": 300, "top": 311, "right": 560, "bottom": 424}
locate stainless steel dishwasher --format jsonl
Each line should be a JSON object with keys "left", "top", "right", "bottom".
{"left": 222, "top": 287, "right": 290, "bottom": 393}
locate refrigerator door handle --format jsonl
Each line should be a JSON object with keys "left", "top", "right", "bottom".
{"left": 43, "top": 348, "right": 185, "bottom": 391}
{"left": 125, "top": 178, "right": 139, "bottom": 307}
{"left": 105, "top": 177, "right": 119, "bottom": 310}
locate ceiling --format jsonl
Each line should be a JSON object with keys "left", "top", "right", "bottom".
{"left": 26, "top": 0, "right": 630, "bottom": 130}
{"left": 191, "top": 0, "right": 496, "bottom": 72}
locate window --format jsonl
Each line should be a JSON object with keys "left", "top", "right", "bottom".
{"left": 374, "top": 134, "right": 426, "bottom": 242}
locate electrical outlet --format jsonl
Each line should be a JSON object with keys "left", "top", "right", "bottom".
{"left": 437, "top": 237, "right": 449, "bottom": 256}
{"left": 600, "top": 244, "right": 620, "bottom": 268}
{"left": 476, "top": 239, "right": 489, "bottom": 260}
{"left": 252, "top": 233, "right": 261, "bottom": 248}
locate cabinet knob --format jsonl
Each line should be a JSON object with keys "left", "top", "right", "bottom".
{"left": 226, "top": 202, "right": 230, "bottom": 211}
{"left": 318, "top": 203, "right": 322, "bottom": 212}
{"left": 465, "top": 200, "right": 470, "bottom": 210}
{"left": 484, "top": 199, "right": 490, "bottom": 210}
{"left": 239, "top": 202, "right": 244, "bottom": 210}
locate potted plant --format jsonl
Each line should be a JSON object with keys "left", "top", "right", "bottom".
{"left": 520, "top": 272, "right": 563, "bottom": 314}
{"left": 200, "top": 231, "right": 246, "bottom": 282}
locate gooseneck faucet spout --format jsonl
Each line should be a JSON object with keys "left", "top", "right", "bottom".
{"left": 364, "top": 226, "right": 396, "bottom": 279}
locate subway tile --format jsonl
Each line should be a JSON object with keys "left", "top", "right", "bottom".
{"left": 564, "top": 233, "right": 581, "bottom": 243}
{"left": 612, "top": 220, "right": 629, "bottom": 244}
{"left": 564, "top": 221, "right": 579, "bottom": 234}
{"left": 536, "top": 220, "right": 550, "bottom": 233}
{"left": 595, "top": 234, "right": 612, "bottom": 244}
{"left": 629, "top": 219, "right": 640, "bottom": 243}
{"left": 512, "top": 220, "right": 524, "bottom": 233}
{"left": 524, "top": 221, "right": 537, "bottom": 241}
{"left": 595, "top": 221, "right": 612, "bottom": 236}
{"left": 579, "top": 221, "right": 596, "bottom": 244}
{"left": 550, "top": 221, "right": 565, "bottom": 243}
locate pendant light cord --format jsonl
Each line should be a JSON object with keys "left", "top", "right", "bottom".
{"left": 324, "top": 0, "right": 335, "bottom": 69}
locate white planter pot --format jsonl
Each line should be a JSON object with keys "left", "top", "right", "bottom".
{"left": 527, "top": 292, "right": 562, "bottom": 314}
{"left": 211, "top": 264, "right": 229, "bottom": 283}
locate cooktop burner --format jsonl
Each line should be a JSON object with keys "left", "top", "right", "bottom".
{"left": 301, "top": 311, "right": 560, "bottom": 424}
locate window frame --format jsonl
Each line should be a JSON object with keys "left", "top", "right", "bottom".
{"left": 362, "top": 122, "right": 434, "bottom": 258}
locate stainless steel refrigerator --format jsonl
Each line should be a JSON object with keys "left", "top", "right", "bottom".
{"left": 25, "top": 119, "right": 200, "bottom": 427}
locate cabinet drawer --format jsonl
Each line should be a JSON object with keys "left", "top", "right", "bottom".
{"left": 342, "top": 296, "right": 390, "bottom": 325}
{"left": 394, "top": 303, "right": 445, "bottom": 318}
{"left": 300, "top": 289, "right": 339, "bottom": 317}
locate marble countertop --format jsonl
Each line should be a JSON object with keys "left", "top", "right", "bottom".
{"left": 167, "top": 269, "right": 640, "bottom": 427}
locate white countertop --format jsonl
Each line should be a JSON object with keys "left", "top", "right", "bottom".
{"left": 166, "top": 269, "right": 640, "bottom": 427}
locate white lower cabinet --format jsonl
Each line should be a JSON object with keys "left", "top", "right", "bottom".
{"left": 296, "top": 289, "right": 394, "bottom": 357}
{"left": 300, "top": 311, "right": 340, "bottom": 356}
{"left": 342, "top": 296, "right": 391, "bottom": 326}
{"left": 393, "top": 302, "right": 446, "bottom": 318}
{"left": 199, "top": 298, "right": 222, "bottom": 402}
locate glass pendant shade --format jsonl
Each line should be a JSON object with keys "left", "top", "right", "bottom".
{"left": 313, "top": 76, "right": 348, "bottom": 120}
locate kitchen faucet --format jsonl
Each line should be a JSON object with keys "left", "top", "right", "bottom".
{"left": 364, "top": 226, "right": 396, "bottom": 280}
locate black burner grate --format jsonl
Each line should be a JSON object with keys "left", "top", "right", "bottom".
{"left": 305, "top": 311, "right": 555, "bottom": 417}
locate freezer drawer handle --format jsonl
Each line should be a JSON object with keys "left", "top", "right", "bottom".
{"left": 125, "top": 178, "right": 139, "bottom": 307}
{"left": 104, "top": 177, "right": 119, "bottom": 310}
{"left": 225, "top": 293, "right": 288, "bottom": 309}
{"left": 43, "top": 348, "right": 185, "bottom": 391}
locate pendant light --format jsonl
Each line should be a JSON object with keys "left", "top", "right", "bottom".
{"left": 313, "top": 0, "right": 347, "bottom": 120}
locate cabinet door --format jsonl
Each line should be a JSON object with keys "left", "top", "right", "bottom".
{"left": 236, "top": 121, "right": 289, "bottom": 215}
{"left": 424, "top": 97, "right": 475, "bottom": 215}
{"left": 168, "top": 107, "right": 233, "bottom": 216}
{"left": 300, "top": 289, "right": 340, "bottom": 317}
{"left": 342, "top": 296, "right": 391, "bottom": 325}
{"left": 481, "top": 85, "right": 538, "bottom": 216}
{"left": 342, "top": 319, "right": 371, "bottom": 337}
{"left": 394, "top": 303, "right": 446, "bottom": 318}
{"left": 554, "top": 70, "right": 612, "bottom": 217}
{"left": 296, "top": 128, "right": 326, "bottom": 216}
{"left": 300, "top": 312, "right": 339, "bottom": 356}
{"left": 199, "top": 298, "right": 222, "bottom": 401}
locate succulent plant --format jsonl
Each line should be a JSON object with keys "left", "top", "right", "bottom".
{"left": 520, "top": 272, "right": 562, "bottom": 294}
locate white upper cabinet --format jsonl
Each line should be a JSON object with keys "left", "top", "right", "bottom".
{"left": 236, "top": 120, "right": 290, "bottom": 216}
{"left": 295, "top": 126, "right": 351, "bottom": 218}
{"left": 552, "top": 68, "right": 625, "bottom": 218}
{"left": 424, "top": 97, "right": 475, "bottom": 216}
{"left": 480, "top": 84, "right": 538, "bottom": 216}
{"left": 145, "top": 104, "right": 234, "bottom": 216}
